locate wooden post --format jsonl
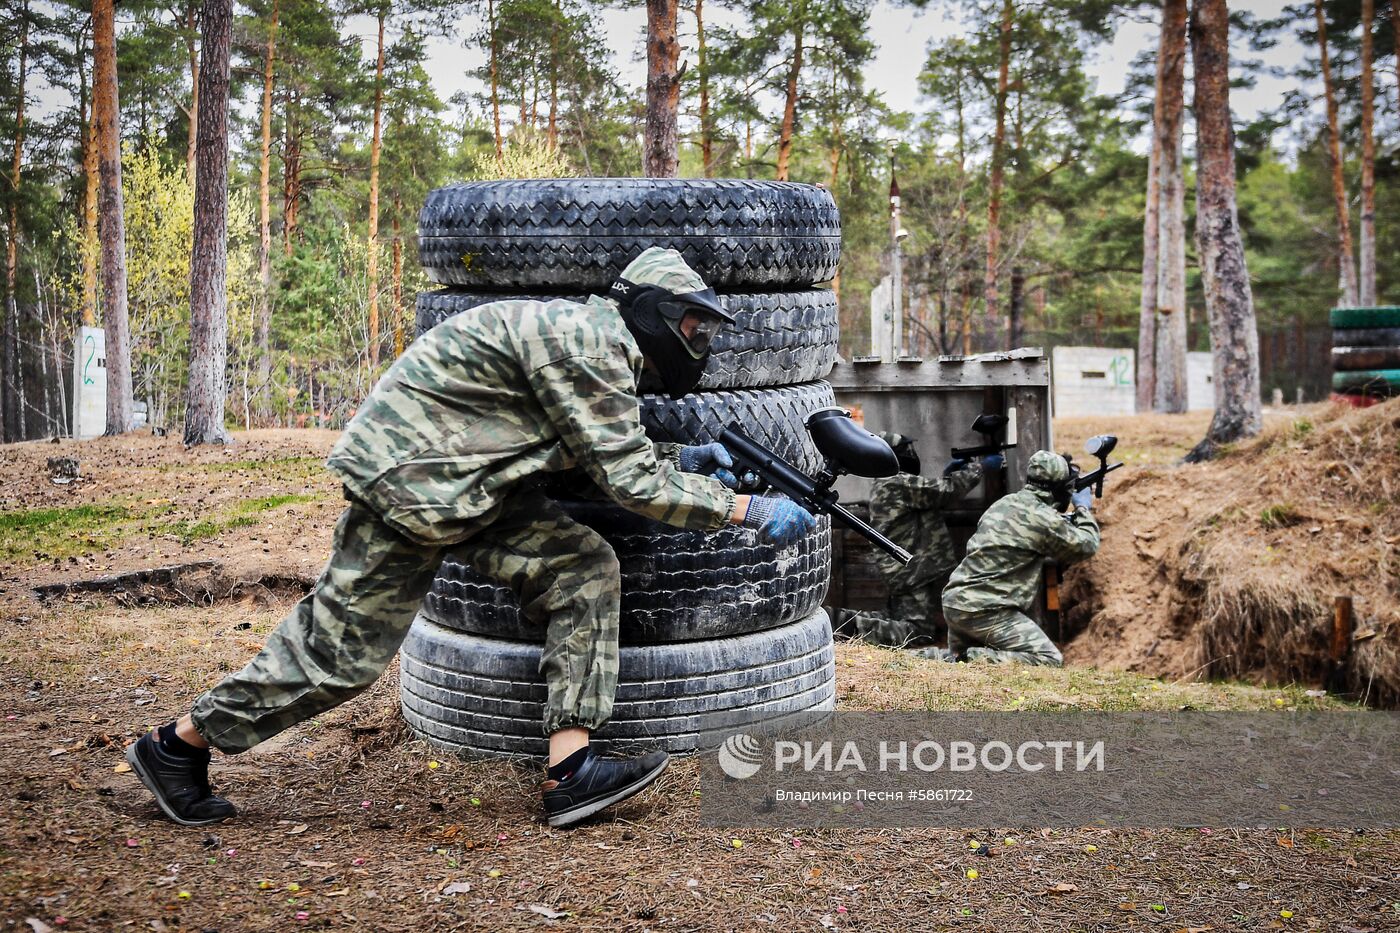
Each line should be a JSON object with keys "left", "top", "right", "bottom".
{"left": 1326, "top": 595, "right": 1353, "bottom": 692}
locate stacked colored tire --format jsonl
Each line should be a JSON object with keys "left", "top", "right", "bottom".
{"left": 401, "top": 179, "right": 843, "bottom": 759}
{"left": 1330, "top": 307, "right": 1400, "bottom": 406}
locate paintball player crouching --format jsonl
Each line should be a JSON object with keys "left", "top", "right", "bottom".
{"left": 940, "top": 450, "right": 1099, "bottom": 666}
{"left": 845, "top": 434, "right": 1000, "bottom": 650}
{"left": 125, "top": 247, "right": 818, "bottom": 829}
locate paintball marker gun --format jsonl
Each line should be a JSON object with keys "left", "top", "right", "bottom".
{"left": 720, "top": 408, "right": 913, "bottom": 565}
{"left": 1067, "top": 434, "right": 1124, "bottom": 499}
{"left": 951, "top": 413, "right": 1018, "bottom": 461}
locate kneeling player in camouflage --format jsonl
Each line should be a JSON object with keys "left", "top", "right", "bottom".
{"left": 126, "top": 248, "right": 817, "bottom": 829}
{"left": 940, "top": 450, "right": 1098, "bottom": 666}
{"left": 846, "top": 434, "right": 997, "bottom": 651}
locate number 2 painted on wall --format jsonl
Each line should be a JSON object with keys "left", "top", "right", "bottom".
{"left": 83, "top": 334, "right": 97, "bottom": 385}
{"left": 1108, "top": 355, "right": 1131, "bottom": 386}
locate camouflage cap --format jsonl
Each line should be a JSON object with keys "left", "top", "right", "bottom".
{"left": 1026, "top": 450, "right": 1071, "bottom": 485}
{"left": 618, "top": 246, "right": 709, "bottom": 294}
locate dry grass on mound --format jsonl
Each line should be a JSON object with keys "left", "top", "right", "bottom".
{"left": 1061, "top": 399, "right": 1400, "bottom": 705}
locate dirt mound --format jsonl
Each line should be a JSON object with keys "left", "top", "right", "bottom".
{"left": 1061, "top": 400, "right": 1400, "bottom": 705}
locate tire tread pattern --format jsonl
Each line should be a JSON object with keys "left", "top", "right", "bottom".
{"left": 415, "top": 289, "right": 839, "bottom": 390}
{"left": 417, "top": 179, "right": 840, "bottom": 289}
{"left": 399, "top": 611, "right": 835, "bottom": 758}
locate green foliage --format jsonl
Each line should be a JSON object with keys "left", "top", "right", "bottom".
{"left": 0, "top": 503, "right": 142, "bottom": 562}
{"left": 52, "top": 146, "right": 257, "bottom": 429}
{"left": 472, "top": 129, "right": 577, "bottom": 180}
{"left": 167, "top": 492, "right": 317, "bottom": 544}
{"left": 1259, "top": 503, "right": 1303, "bottom": 529}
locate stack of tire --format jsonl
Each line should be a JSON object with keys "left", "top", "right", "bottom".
{"left": 400, "top": 178, "right": 843, "bottom": 758}
{"left": 1331, "top": 306, "right": 1400, "bottom": 406}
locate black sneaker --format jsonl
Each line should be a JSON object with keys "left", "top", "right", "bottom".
{"left": 124, "top": 731, "right": 237, "bottom": 827}
{"left": 541, "top": 749, "right": 670, "bottom": 828}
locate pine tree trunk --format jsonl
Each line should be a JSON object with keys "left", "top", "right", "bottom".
{"left": 1358, "top": 0, "right": 1376, "bottom": 306}
{"left": 94, "top": 0, "right": 134, "bottom": 435}
{"left": 391, "top": 210, "right": 404, "bottom": 358}
{"left": 184, "top": 1, "right": 199, "bottom": 180}
{"left": 488, "top": 0, "right": 502, "bottom": 166}
{"left": 1137, "top": 2, "right": 1166, "bottom": 413}
{"left": 81, "top": 47, "right": 99, "bottom": 328}
{"left": 1186, "top": 0, "right": 1262, "bottom": 462}
{"left": 1008, "top": 266, "right": 1024, "bottom": 348}
{"left": 547, "top": 0, "right": 559, "bottom": 150}
{"left": 1315, "top": 0, "right": 1358, "bottom": 306}
{"left": 775, "top": 9, "right": 805, "bottom": 182}
{"left": 366, "top": 5, "right": 385, "bottom": 369}
{"left": 644, "top": 0, "right": 680, "bottom": 178}
{"left": 282, "top": 111, "right": 300, "bottom": 256}
{"left": 256, "top": 0, "right": 278, "bottom": 419}
{"left": 696, "top": 0, "right": 712, "bottom": 176}
{"left": 184, "top": 0, "right": 233, "bottom": 446}
{"left": 1393, "top": 4, "right": 1400, "bottom": 109}
{"left": 1154, "top": 0, "right": 1188, "bottom": 413}
{"left": 3, "top": 0, "right": 29, "bottom": 442}
{"left": 985, "top": 0, "right": 1012, "bottom": 344}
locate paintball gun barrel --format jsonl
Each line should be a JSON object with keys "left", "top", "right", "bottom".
{"left": 1068, "top": 434, "right": 1124, "bottom": 499}
{"left": 951, "top": 412, "right": 1018, "bottom": 461}
{"left": 720, "top": 408, "right": 913, "bottom": 565}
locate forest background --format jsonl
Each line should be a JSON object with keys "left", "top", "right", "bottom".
{"left": 1, "top": 0, "right": 1397, "bottom": 438}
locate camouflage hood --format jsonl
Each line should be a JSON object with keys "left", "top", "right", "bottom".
{"left": 616, "top": 246, "right": 710, "bottom": 296}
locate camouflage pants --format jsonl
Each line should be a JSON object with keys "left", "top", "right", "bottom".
{"left": 851, "top": 582, "right": 946, "bottom": 648}
{"left": 190, "top": 492, "right": 621, "bottom": 753}
{"left": 943, "top": 606, "right": 1063, "bottom": 667}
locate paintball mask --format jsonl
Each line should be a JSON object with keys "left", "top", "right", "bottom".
{"left": 610, "top": 277, "right": 733, "bottom": 397}
{"left": 882, "top": 433, "right": 921, "bottom": 476}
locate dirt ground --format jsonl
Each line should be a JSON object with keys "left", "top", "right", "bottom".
{"left": 1057, "top": 400, "right": 1400, "bottom": 706}
{"left": 2, "top": 423, "right": 1398, "bottom": 931}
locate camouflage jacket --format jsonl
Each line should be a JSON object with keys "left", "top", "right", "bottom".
{"left": 869, "top": 463, "right": 983, "bottom": 590}
{"left": 327, "top": 295, "right": 736, "bottom": 545}
{"left": 941, "top": 485, "right": 1099, "bottom": 615}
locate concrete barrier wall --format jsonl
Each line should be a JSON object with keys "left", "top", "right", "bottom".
{"left": 1187, "top": 351, "right": 1214, "bottom": 411}
{"left": 1050, "top": 346, "right": 1135, "bottom": 417}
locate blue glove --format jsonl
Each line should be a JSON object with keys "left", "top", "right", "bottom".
{"left": 942, "top": 458, "right": 969, "bottom": 477}
{"left": 981, "top": 453, "right": 1005, "bottom": 472}
{"left": 742, "top": 496, "right": 817, "bottom": 547}
{"left": 1070, "top": 486, "right": 1094, "bottom": 510}
{"left": 679, "top": 442, "right": 738, "bottom": 489}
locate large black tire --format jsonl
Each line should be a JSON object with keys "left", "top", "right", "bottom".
{"left": 1330, "top": 307, "right": 1400, "bottom": 329}
{"left": 399, "top": 609, "right": 836, "bottom": 759}
{"left": 415, "top": 289, "right": 839, "bottom": 391}
{"left": 417, "top": 179, "right": 840, "bottom": 290}
{"left": 425, "top": 507, "right": 831, "bottom": 643}
{"left": 1332, "top": 346, "right": 1400, "bottom": 371}
{"left": 638, "top": 381, "right": 835, "bottom": 475}
{"left": 1330, "top": 326, "right": 1400, "bottom": 348}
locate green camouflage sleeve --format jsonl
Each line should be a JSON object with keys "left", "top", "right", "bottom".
{"left": 1033, "top": 507, "right": 1101, "bottom": 565}
{"left": 527, "top": 352, "right": 735, "bottom": 531}
{"left": 900, "top": 463, "right": 983, "bottom": 509}
{"left": 653, "top": 442, "right": 684, "bottom": 466}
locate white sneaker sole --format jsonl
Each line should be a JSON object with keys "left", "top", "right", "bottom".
{"left": 546, "top": 756, "right": 671, "bottom": 828}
